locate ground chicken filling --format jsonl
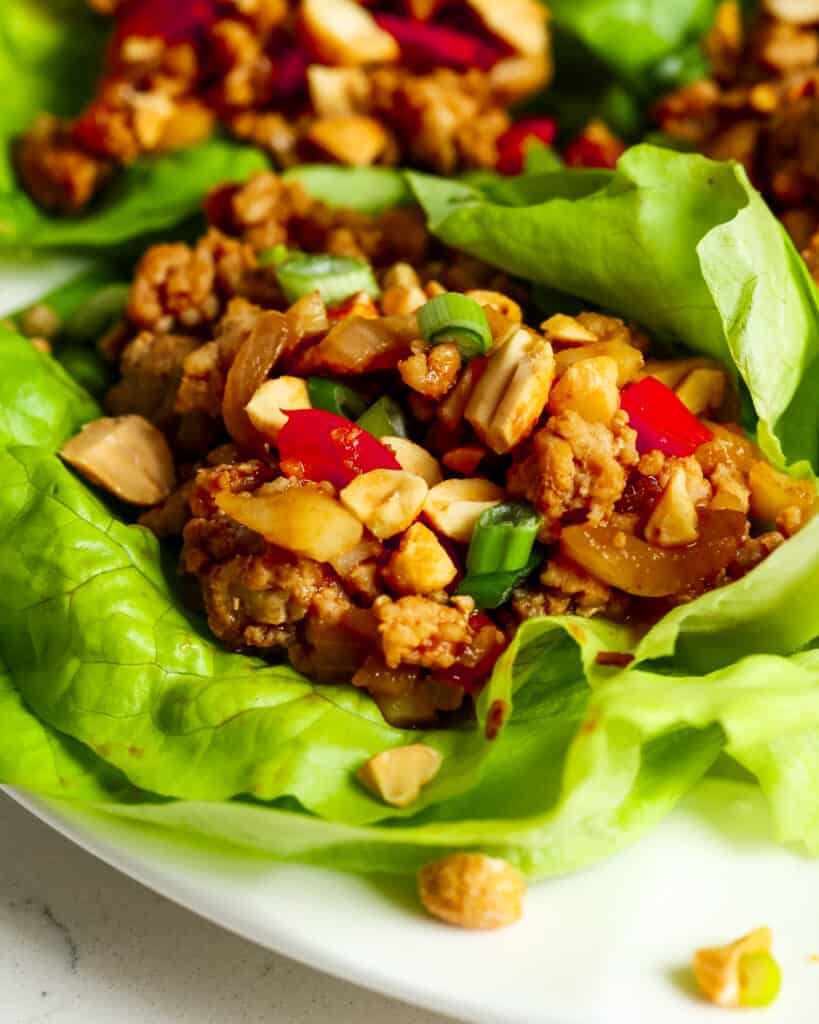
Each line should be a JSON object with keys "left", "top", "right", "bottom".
{"left": 654, "top": 0, "right": 819, "bottom": 282}
{"left": 17, "top": 0, "right": 551, "bottom": 213}
{"left": 55, "top": 171, "right": 817, "bottom": 728}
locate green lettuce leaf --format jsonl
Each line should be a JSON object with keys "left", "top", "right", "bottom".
{"left": 41, "top": 648, "right": 819, "bottom": 876}
{"left": 1, "top": 140, "right": 270, "bottom": 251}
{"left": 549, "top": 0, "right": 716, "bottom": 84}
{"left": 0, "top": 446, "right": 497, "bottom": 823}
{"left": 0, "top": 327, "right": 99, "bottom": 448}
{"left": 408, "top": 145, "right": 819, "bottom": 469}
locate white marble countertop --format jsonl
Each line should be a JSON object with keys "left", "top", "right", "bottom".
{"left": 0, "top": 793, "right": 456, "bottom": 1024}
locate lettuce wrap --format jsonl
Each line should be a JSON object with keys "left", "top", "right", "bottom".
{"left": 0, "top": 0, "right": 268, "bottom": 252}
{"left": 2, "top": 146, "right": 819, "bottom": 876}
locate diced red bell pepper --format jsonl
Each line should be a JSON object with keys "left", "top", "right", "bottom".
{"left": 496, "top": 117, "right": 557, "bottom": 175}
{"left": 373, "top": 14, "right": 504, "bottom": 72}
{"left": 620, "top": 377, "right": 713, "bottom": 457}
{"left": 563, "top": 121, "right": 625, "bottom": 169}
{"left": 437, "top": 612, "right": 506, "bottom": 694}
{"left": 114, "top": 0, "right": 218, "bottom": 46}
{"left": 270, "top": 47, "right": 309, "bottom": 101}
{"left": 277, "top": 409, "right": 401, "bottom": 489}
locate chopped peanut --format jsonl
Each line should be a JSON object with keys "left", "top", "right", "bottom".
{"left": 710, "top": 462, "right": 750, "bottom": 513}
{"left": 384, "top": 522, "right": 457, "bottom": 595}
{"left": 465, "top": 0, "right": 548, "bottom": 56}
{"left": 645, "top": 466, "right": 699, "bottom": 547}
{"left": 466, "top": 289, "right": 522, "bottom": 323}
{"left": 489, "top": 52, "right": 551, "bottom": 105}
{"left": 418, "top": 852, "right": 526, "bottom": 929}
{"left": 675, "top": 368, "right": 727, "bottom": 416}
{"left": 357, "top": 743, "right": 443, "bottom": 808}
{"left": 245, "top": 376, "right": 311, "bottom": 440}
{"left": 763, "top": 0, "right": 819, "bottom": 24}
{"left": 60, "top": 416, "right": 175, "bottom": 506}
{"left": 340, "top": 469, "right": 428, "bottom": 539}
{"left": 381, "top": 437, "right": 443, "bottom": 486}
{"left": 465, "top": 328, "right": 554, "bottom": 453}
{"left": 555, "top": 339, "right": 644, "bottom": 386}
{"left": 300, "top": 0, "right": 399, "bottom": 66}
{"left": 217, "top": 484, "right": 363, "bottom": 561}
{"left": 541, "top": 313, "right": 597, "bottom": 346}
{"left": 549, "top": 355, "right": 620, "bottom": 424}
{"left": 306, "top": 65, "right": 369, "bottom": 118}
{"left": 693, "top": 927, "right": 778, "bottom": 1008}
{"left": 307, "top": 115, "right": 389, "bottom": 166}
{"left": 424, "top": 477, "right": 505, "bottom": 541}
{"left": 380, "top": 284, "right": 427, "bottom": 316}
{"left": 442, "top": 444, "right": 487, "bottom": 475}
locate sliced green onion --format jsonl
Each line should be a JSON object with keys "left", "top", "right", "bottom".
{"left": 64, "top": 284, "right": 131, "bottom": 342}
{"left": 275, "top": 254, "right": 380, "bottom": 306}
{"left": 308, "top": 377, "right": 368, "bottom": 420}
{"left": 457, "top": 548, "right": 542, "bottom": 610}
{"left": 739, "top": 953, "right": 781, "bottom": 1008}
{"left": 258, "top": 243, "right": 290, "bottom": 267}
{"left": 417, "top": 292, "right": 492, "bottom": 360}
{"left": 466, "top": 501, "right": 543, "bottom": 577}
{"left": 356, "top": 396, "right": 408, "bottom": 439}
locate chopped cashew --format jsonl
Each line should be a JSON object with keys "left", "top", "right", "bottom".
{"left": 418, "top": 853, "right": 526, "bottom": 929}
{"left": 675, "top": 368, "right": 726, "bottom": 416}
{"left": 382, "top": 436, "right": 443, "bottom": 486}
{"left": 424, "top": 478, "right": 505, "bottom": 542}
{"left": 60, "top": 416, "right": 175, "bottom": 506}
{"left": 245, "top": 376, "right": 311, "bottom": 440}
{"left": 300, "top": 0, "right": 399, "bottom": 66}
{"left": 645, "top": 466, "right": 699, "bottom": 547}
{"left": 357, "top": 743, "right": 443, "bottom": 807}
{"left": 693, "top": 927, "right": 779, "bottom": 1008}
{"left": 384, "top": 522, "right": 457, "bottom": 594}
{"left": 465, "top": 328, "right": 554, "bottom": 453}
{"left": 340, "top": 469, "right": 428, "bottom": 539}
{"left": 549, "top": 355, "right": 620, "bottom": 424}
{"left": 216, "top": 485, "right": 362, "bottom": 561}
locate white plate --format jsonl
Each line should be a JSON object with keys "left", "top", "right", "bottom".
{"left": 4, "top": 782, "right": 819, "bottom": 1024}
{"left": 4, "top": 263, "right": 819, "bottom": 1024}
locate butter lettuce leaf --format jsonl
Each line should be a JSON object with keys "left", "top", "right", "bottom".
{"left": 0, "top": 327, "right": 99, "bottom": 448}
{"left": 549, "top": 0, "right": 716, "bottom": 83}
{"left": 408, "top": 146, "right": 819, "bottom": 469}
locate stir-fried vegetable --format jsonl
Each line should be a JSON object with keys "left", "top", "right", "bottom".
{"left": 465, "top": 502, "right": 543, "bottom": 576}
{"left": 275, "top": 254, "right": 380, "bottom": 307}
{"left": 418, "top": 293, "right": 492, "bottom": 360}
{"left": 357, "top": 396, "right": 408, "bottom": 439}
{"left": 307, "top": 377, "right": 369, "bottom": 420}
{"left": 620, "top": 376, "right": 713, "bottom": 457}
{"left": 277, "top": 408, "right": 401, "bottom": 488}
